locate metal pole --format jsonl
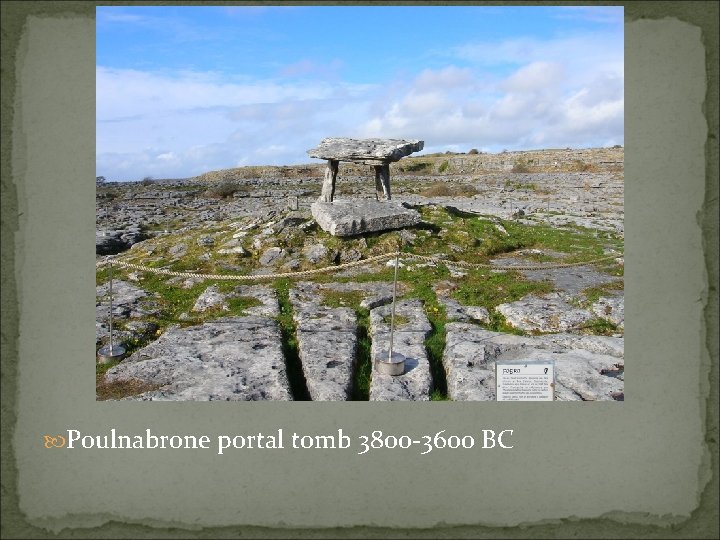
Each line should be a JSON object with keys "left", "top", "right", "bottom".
{"left": 97, "top": 259, "right": 125, "bottom": 363}
{"left": 388, "top": 251, "right": 400, "bottom": 361}
{"left": 108, "top": 262, "right": 114, "bottom": 351}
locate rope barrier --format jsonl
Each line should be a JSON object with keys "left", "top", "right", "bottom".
{"left": 96, "top": 251, "right": 621, "bottom": 282}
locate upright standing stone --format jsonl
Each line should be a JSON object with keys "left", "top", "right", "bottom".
{"left": 320, "top": 159, "right": 339, "bottom": 202}
{"left": 374, "top": 164, "right": 391, "bottom": 201}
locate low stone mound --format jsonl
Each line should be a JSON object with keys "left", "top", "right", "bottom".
{"left": 311, "top": 200, "right": 420, "bottom": 236}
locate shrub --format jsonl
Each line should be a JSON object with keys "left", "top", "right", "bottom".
{"left": 140, "top": 176, "right": 154, "bottom": 186}
{"left": 468, "top": 148, "right": 479, "bottom": 155}
{"left": 571, "top": 160, "right": 596, "bottom": 172}
{"left": 419, "top": 183, "right": 478, "bottom": 198}
{"left": 402, "top": 161, "right": 432, "bottom": 173}
{"left": 511, "top": 160, "right": 531, "bottom": 173}
{"left": 438, "top": 160, "right": 449, "bottom": 173}
{"left": 206, "top": 181, "right": 240, "bottom": 199}
{"left": 455, "top": 184, "right": 479, "bottom": 197}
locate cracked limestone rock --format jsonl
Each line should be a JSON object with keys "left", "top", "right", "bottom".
{"left": 495, "top": 293, "right": 594, "bottom": 333}
{"left": 443, "top": 324, "right": 623, "bottom": 401}
{"left": 369, "top": 299, "right": 433, "bottom": 401}
{"left": 103, "top": 316, "right": 292, "bottom": 401}
{"left": 289, "top": 282, "right": 357, "bottom": 401}
{"left": 192, "top": 285, "right": 229, "bottom": 312}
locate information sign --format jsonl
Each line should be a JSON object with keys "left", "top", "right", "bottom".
{"left": 496, "top": 360, "right": 555, "bottom": 401}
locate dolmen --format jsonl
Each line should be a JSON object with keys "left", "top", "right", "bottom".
{"left": 307, "top": 137, "right": 424, "bottom": 236}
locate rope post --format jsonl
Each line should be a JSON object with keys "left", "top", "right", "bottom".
{"left": 97, "top": 260, "right": 126, "bottom": 364}
{"left": 388, "top": 251, "right": 400, "bottom": 361}
{"left": 375, "top": 250, "right": 405, "bottom": 376}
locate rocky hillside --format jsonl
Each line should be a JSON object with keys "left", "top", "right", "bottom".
{"left": 190, "top": 146, "right": 623, "bottom": 183}
{"left": 96, "top": 149, "right": 624, "bottom": 402}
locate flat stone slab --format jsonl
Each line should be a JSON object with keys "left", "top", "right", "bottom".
{"left": 443, "top": 324, "right": 623, "bottom": 401}
{"left": 437, "top": 296, "right": 490, "bottom": 324}
{"left": 103, "top": 316, "right": 292, "bottom": 401}
{"left": 312, "top": 200, "right": 421, "bottom": 236}
{"left": 233, "top": 284, "right": 280, "bottom": 317}
{"left": 290, "top": 282, "right": 357, "bottom": 401}
{"left": 315, "top": 281, "right": 407, "bottom": 310}
{"left": 495, "top": 293, "right": 594, "bottom": 333}
{"left": 369, "top": 299, "right": 433, "bottom": 401}
{"left": 307, "top": 138, "right": 423, "bottom": 163}
{"left": 491, "top": 255, "right": 617, "bottom": 297}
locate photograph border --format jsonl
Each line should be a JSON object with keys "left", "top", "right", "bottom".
{"left": 2, "top": 2, "right": 717, "bottom": 538}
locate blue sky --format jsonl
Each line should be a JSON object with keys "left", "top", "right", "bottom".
{"left": 97, "top": 5, "right": 624, "bottom": 181}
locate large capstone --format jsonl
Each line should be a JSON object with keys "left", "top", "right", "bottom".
{"left": 311, "top": 200, "right": 421, "bottom": 237}
{"left": 307, "top": 138, "right": 424, "bottom": 163}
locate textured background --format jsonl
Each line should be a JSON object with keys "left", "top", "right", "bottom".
{"left": 2, "top": 2, "right": 717, "bottom": 538}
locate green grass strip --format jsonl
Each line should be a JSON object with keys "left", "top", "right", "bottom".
{"left": 273, "top": 279, "right": 311, "bottom": 401}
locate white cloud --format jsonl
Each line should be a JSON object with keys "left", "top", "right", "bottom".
{"left": 96, "top": 67, "right": 377, "bottom": 180}
{"left": 502, "top": 62, "right": 565, "bottom": 93}
{"left": 97, "top": 28, "right": 623, "bottom": 181}
{"left": 358, "top": 31, "right": 623, "bottom": 153}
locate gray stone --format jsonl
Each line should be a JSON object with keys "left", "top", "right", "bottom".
{"left": 96, "top": 279, "right": 157, "bottom": 319}
{"left": 173, "top": 276, "right": 202, "bottom": 289}
{"left": 231, "top": 285, "right": 279, "bottom": 317}
{"left": 303, "top": 243, "right": 329, "bottom": 264}
{"left": 192, "top": 285, "right": 229, "bottom": 313}
{"left": 438, "top": 296, "right": 489, "bottom": 324}
{"left": 168, "top": 243, "right": 188, "bottom": 258}
{"left": 311, "top": 200, "right": 421, "bottom": 236}
{"left": 465, "top": 306, "right": 490, "bottom": 324}
{"left": 442, "top": 324, "right": 623, "bottom": 401}
{"left": 339, "top": 248, "right": 362, "bottom": 263}
{"left": 259, "top": 247, "right": 286, "bottom": 266}
{"left": 103, "top": 317, "right": 292, "bottom": 401}
{"left": 218, "top": 246, "right": 248, "bottom": 256}
{"left": 307, "top": 138, "right": 424, "bottom": 163}
{"left": 438, "top": 296, "right": 470, "bottom": 322}
{"left": 432, "top": 280, "right": 457, "bottom": 297}
{"left": 360, "top": 295, "right": 394, "bottom": 310}
{"left": 281, "top": 259, "right": 301, "bottom": 271}
{"left": 369, "top": 299, "right": 433, "bottom": 401}
{"left": 196, "top": 235, "right": 215, "bottom": 247}
{"left": 592, "top": 296, "right": 624, "bottom": 329}
{"left": 495, "top": 293, "right": 594, "bottom": 333}
{"left": 398, "top": 229, "right": 417, "bottom": 246}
